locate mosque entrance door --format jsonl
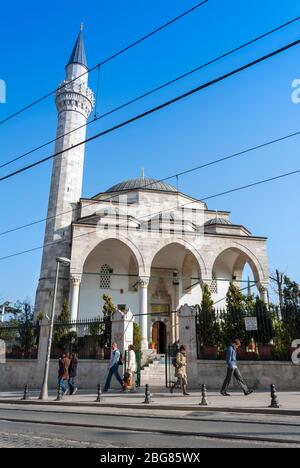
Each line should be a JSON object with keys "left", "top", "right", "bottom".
{"left": 152, "top": 321, "right": 167, "bottom": 354}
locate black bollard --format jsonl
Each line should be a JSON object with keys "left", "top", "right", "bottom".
{"left": 55, "top": 384, "right": 63, "bottom": 401}
{"left": 143, "top": 384, "right": 151, "bottom": 404}
{"left": 269, "top": 384, "right": 280, "bottom": 408}
{"left": 95, "top": 384, "right": 102, "bottom": 403}
{"left": 21, "top": 384, "right": 28, "bottom": 401}
{"left": 199, "top": 384, "right": 208, "bottom": 406}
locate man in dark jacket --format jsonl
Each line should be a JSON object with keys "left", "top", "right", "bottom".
{"left": 68, "top": 352, "right": 78, "bottom": 395}
{"left": 220, "top": 339, "right": 253, "bottom": 396}
{"left": 103, "top": 342, "right": 123, "bottom": 392}
{"left": 58, "top": 351, "right": 71, "bottom": 395}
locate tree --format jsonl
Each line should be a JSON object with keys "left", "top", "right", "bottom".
{"left": 281, "top": 275, "right": 300, "bottom": 343}
{"left": 53, "top": 299, "right": 77, "bottom": 353}
{"left": 100, "top": 294, "right": 115, "bottom": 347}
{"left": 223, "top": 282, "right": 246, "bottom": 345}
{"left": 133, "top": 322, "right": 142, "bottom": 350}
{"left": 9, "top": 300, "right": 37, "bottom": 355}
{"left": 270, "top": 270, "right": 284, "bottom": 313}
{"left": 197, "top": 284, "right": 220, "bottom": 347}
{"left": 253, "top": 296, "right": 274, "bottom": 345}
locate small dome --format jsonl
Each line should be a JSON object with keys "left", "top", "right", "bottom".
{"left": 205, "top": 217, "right": 232, "bottom": 226}
{"left": 105, "top": 178, "right": 177, "bottom": 193}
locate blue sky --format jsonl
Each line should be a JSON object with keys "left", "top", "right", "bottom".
{"left": 0, "top": 0, "right": 300, "bottom": 304}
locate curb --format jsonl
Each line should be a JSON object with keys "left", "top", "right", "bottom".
{"left": 0, "top": 398, "right": 299, "bottom": 416}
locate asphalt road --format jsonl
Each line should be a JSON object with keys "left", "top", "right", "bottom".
{"left": 0, "top": 405, "right": 300, "bottom": 448}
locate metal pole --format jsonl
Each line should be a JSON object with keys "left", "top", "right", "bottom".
{"left": 39, "top": 261, "right": 60, "bottom": 400}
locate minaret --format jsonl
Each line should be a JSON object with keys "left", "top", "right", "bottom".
{"left": 35, "top": 25, "right": 94, "bottom": 317}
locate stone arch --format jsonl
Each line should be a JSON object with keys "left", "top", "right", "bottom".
{"left": 147, "top": 238, "right": 207, "bottom": 278}
{"left": 211, "top": 244, "right": 265, "bottom": 284}
{"left": 71, "top": 231, "right": 146, "bottom": 276}
{"left": 210, "top": 243, "right": 267, "bottom": 302}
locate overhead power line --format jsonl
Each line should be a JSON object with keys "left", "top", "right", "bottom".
{"left": 1, "top": 37, "right": 300, "bottom": 184}
{"left": 1, "top": 127, "right": 300, "bottom": 237}
{"left": 1, "top": 15, "right": 300, "bottom": 170}
{"left": 0, "top": 164, "right": 299, "bottom": 262}
{"left": 0, "top": 1, "right": 209, "bottom": 126}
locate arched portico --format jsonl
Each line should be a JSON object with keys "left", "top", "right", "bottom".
{"left": 147, "top": 242, "right": 203, "bottom": 345}
{"left": 70, "top": 237, "right": 144, "bottom": 322}
{"left": 210, "top": 245, "right": 268, "bottom": 305}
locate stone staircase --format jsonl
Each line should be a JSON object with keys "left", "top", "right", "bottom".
{"left": 140, "top": 354, "right": 169, "bottom": 387}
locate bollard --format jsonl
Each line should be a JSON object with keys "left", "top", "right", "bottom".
{"left": 199, "top": 384, "right": 208, "bottom": 406}
{"left": 269, "top": 384, "right": 280, "bottom": 408}
{"left": 21, "top": 384, "right": 29, "bottom": 401}
{"left": 95, "top": 384, "right": 102, "bottom": 403}
{"left": 142, "top": 384, "right": 152, "bottom": 404}
{"left": 55, "top": 384, "right": 63, "bottom": 401}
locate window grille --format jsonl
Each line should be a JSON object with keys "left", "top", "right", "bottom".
{"left": 209, "top": 273, "right": 218, "bottom": 294}
{"left": 100, "top": 264, "right": 111, "bottom": 289}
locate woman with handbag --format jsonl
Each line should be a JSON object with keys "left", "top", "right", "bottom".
{"left": 170, "top": 345, "right": 190, "bottom": 396}
{"left": 126, "top": 344, "right": 137, "bottom": 393}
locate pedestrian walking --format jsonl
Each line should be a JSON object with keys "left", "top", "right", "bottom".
{"left": 58, "top": 351, "right": 71, "bottom": 395}
{"left": 103, "top": 342, "right": 123, "bottom": 392}
{"left": 170, "top": 345, "right": 190, "bottom": 396}
{"left": 68, "top": 352, "right": 78, "bottom": 395}
{"left": 220, "top": 338, "right": 253, "bottom": 396}
{"left": 126, "top": 344, "right": 137, "bottom": 393}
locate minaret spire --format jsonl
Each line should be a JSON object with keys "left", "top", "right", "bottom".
{"left": 67, "top": 24, "right": 87, "bottom": 69}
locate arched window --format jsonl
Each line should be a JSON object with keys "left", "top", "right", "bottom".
{"left": 100, "top": 264, "right": 112, "bottom": 289}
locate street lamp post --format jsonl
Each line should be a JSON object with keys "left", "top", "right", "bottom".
{"left": 39, "top": 257, "right": 71, "bottom": 400}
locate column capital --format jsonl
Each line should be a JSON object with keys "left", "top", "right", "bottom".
{"left": 70, "top": 274, "right": 82, "bottom": 286}
{"left": 258, "top": 281, "right": 268, "bottom": 293}
{"left": 139, "top": 276, "right": 150, "bottom": 288}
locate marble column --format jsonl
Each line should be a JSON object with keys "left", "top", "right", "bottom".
{"left": 139, "top": 277, "right": 150, "bottom": 350}
{"left": 70, "top": 274, "right": 82, "bottom": 322}
{"left": 258, "top": 282, "right": 269, "bottom": 304}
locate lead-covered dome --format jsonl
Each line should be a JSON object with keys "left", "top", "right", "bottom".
{"left": 105, "top": 178, "right": 177, "bottom": 193}
{"left": 205, "top": 217, "right": 232, "bottom": 225}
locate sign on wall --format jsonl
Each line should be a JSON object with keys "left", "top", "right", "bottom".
{"left": 244, "top": 317, "right": 258, "bottom": 331}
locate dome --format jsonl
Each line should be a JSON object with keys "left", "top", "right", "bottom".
{"left": 105, "top": 178, "right": 177, "bottom": 193}
{"left": 205, "top": 217, "right": 232, "bottom": 226}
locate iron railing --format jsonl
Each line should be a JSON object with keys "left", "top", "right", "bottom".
{"left": 195, "top": 304, "right": 300, "bottom": 361}
{"left": 0, "top": 322, "right": 39, "bottom": 359}
{"left": 51, "top": 318, "right": 112, "bottom": 360}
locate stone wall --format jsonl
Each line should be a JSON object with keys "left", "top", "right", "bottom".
{"left": 1, "top": 359, "right": 299, "bottom": 391}
{"left": 0, "top": 360, "right": 110, "bottom": 391}
{"left": 194, "top": 360, "right": 300, "bottom": 391}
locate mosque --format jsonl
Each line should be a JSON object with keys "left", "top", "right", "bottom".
{"left": 35, "top": 27, "right": 269, "bottom": 352}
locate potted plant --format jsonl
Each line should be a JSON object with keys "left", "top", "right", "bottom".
{"left": 148, "top": 340, "right": 156, "bottom": 350}
{"left": 237, "top": 346, "right": 247, "bottom": 359}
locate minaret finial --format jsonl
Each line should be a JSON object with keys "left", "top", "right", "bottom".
{"left": 80, "top": 22, "right": 84, "bottom": 31}
{"left": 141, "top": 168, "right": 145, "bottom": 180}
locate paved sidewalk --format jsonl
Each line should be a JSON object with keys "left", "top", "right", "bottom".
{"left": 0, "top": 388, "right": 299, "bottom": 415}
